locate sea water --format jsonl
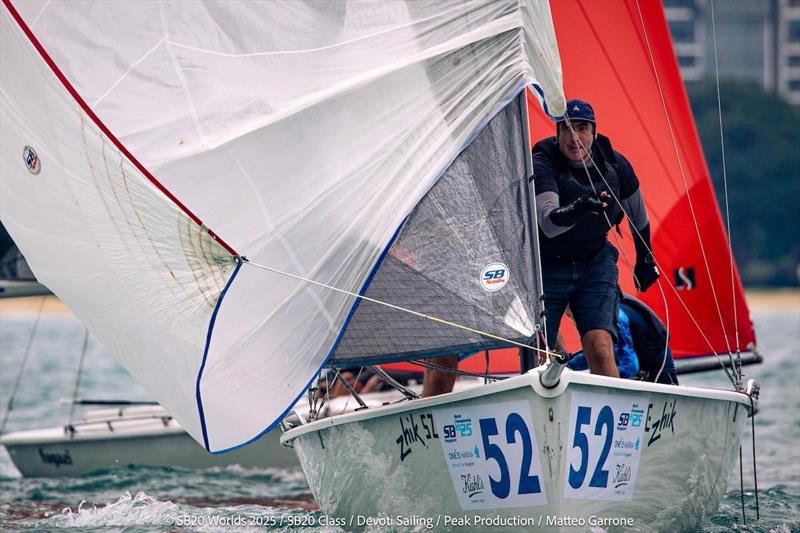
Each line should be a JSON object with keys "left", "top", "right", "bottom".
{"left": 0, "top": 306, "right": 798, "bottom": 532}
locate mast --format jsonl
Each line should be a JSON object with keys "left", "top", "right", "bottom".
{"left": 519, "top": 88, "right": 547, "bottom": 374}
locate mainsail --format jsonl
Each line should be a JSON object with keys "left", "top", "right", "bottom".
{"left": 1, "top": 1, "right": 565, "bottom": 452}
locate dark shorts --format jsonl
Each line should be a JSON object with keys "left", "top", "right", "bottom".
{"left": 542, "top": 242, "right": 619, "bottom": 347}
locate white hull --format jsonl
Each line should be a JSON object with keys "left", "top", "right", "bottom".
{"left": 282, "top": 369, "right": 751, "bottom": 532}
{"left": 1, "top": 381, "right": 448, "bottom": 477}
{"left": 0, "top": 406, "right": 295, "bottom": 477}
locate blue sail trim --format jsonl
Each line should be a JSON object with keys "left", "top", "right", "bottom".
{"left": 198, "top": 84, "right": 548, "bottom": 454}
{"left": 201, "top": 221, "right": 407, "bottom": 455}
{"left": 196, "top": 258, "right": 243, "bottom": 452}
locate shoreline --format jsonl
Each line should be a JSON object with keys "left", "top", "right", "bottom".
{"left": 0, "top": 289, "right": 797, "bottom": 316}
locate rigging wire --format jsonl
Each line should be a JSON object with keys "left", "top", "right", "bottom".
{"left": 633, "top": 0, "right": 739, "bottom": 382}
{"left": 710, "top": 0, "right": 744, "bottom": 382}
{"left": 0, "top": 295, "right": 46, "bottom": 433}
{"left": 406, "top": 359, "right": 508, "bottom": 381}
{"left": 67, "top": 329, "right": 90, "bottom": 426}
{"left": 242, "top": 258, "right": 555, "bottom": 360}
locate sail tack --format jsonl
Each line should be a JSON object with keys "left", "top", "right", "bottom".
{"left": 2, "top": 1, "right": 565, "bottom": 452}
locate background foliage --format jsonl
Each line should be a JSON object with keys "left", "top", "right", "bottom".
{"left": 686, "top": 79, "right": 800, "bottom": 287}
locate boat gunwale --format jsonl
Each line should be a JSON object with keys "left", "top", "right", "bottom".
{"left": 280, "top": 366, "right": 752, "bottom": 445}
{"left": 0, "top": 421, "right": 187, "bottom": 446}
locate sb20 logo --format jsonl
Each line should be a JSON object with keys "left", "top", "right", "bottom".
{"left": 480, "top": 262, "right": 509, "bottom": 292}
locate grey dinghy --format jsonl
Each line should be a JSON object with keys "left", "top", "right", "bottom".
{"left": 282, "top": 367, "right": 757, "bottom": 532}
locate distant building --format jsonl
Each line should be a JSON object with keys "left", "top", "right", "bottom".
{"left": 664, "top": 0, "right": 800, "bottom": 105}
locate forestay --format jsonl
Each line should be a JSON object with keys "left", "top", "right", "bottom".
{"left": 1, "top": 0, "right": 565, "bottom": 452}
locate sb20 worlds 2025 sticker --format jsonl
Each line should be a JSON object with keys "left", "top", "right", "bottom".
{"left": 564, "top": 390, "right": 648, "bottom": 502}
{"left": 433, "top": 401, "right": 547, "bottom": 510}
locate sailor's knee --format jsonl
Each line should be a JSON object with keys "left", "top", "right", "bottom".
{"left": 582, "top": 329, "right": 613, "bottom": 356}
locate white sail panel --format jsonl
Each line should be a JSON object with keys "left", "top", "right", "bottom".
{"left": 1, "top": 6, "right": 233, "bottom": 445}
{"left": 4, "top": 1, "right": 565, "bottom": 452}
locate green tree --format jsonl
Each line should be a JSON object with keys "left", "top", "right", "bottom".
{"left": 686, "top": 79, "right": 800, "bottom": 286}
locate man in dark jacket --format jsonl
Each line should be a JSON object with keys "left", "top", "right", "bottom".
{"left": 533, "top": 98, "right": 659, "bottom": 377}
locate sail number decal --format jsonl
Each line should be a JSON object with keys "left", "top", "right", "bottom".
{"left": 564, "top": 391, "right": 648, "bottom": 501}
{"left": 434, "top": 400, "right": 547, "bottom": 510}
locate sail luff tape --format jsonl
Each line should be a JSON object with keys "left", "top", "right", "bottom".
{"left": 2, "top": 0, "right": 238, "bottom": 257}
{"left": 242, "top": 258, "right": 551, "bottom": 358}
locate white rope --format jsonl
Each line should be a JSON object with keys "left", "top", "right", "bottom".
{"left": 633, "top": 0, "right": 737, "bottom": 370}
{"left": 710, "top": 0, "right": 743, "bottom": 384}
{"left": 241, "top": 258, "right": 554, "bottom": 359}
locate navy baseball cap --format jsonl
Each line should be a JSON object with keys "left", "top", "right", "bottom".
{"left": 557, "top": 98, "right": 596, "bottom": 124}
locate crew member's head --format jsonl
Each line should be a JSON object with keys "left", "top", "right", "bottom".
{"left": 556, "top": 98, "right": 596, "bottom": 164}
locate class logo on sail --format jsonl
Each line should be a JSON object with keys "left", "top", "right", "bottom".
{"left": 480, "top": 262, "right": 509, "bottom": 292}
{"left": 23, "top": 145, "right": 41, "bottom": 175}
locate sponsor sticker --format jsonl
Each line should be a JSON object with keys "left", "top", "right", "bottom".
{"left": 23, "top": 145, "right": 41, "bottom": 175}
{"left": 564, "top": 390, "right": 648, "bottom": 502}
{"left": 480, "top": 262, "right": 509, "bottom": 292}
{"left": 434, "top": 401, "right": 547, "bottom": 510}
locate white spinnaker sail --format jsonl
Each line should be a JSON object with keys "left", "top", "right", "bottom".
{"left": 1, "top": 1, "right": 565, "bottom": 452}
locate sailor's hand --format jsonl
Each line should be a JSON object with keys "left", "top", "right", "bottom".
{"left": 634, "top": 253, "right": 659, "bottom": 292}
{"left": 550, "top": 193, "right": 606, "bottom": 227}
{"left": 578, "top": 192, "right": 607, "bottom": 214}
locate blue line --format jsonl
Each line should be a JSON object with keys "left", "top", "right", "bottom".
{"left": 530, "top": 83, "right": 561, "bottom": 121}
{"left": 195, "top": 258, "right": 243, "bottom": 452}
{"left": 203, "top": 220, "right": 408, "bottom": 455}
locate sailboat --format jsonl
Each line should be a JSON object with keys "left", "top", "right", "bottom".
{"left": 0, "top": 0, "right": 758, "bottom": 530}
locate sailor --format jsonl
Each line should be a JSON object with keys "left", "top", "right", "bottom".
{"left": 533, "top": 98, "right": 659, "bottom": 378}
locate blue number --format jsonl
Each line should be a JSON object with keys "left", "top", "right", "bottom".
{"left": 589, "top": 406, "right": 613, "bottom": 488}
{"left": 505, "top": 413, "right": 541, "bottom": 494}
{"left": 568, "top": 406, "right": 591, "bottom": 489}
{"left": 479, "top": 418, "right": 510, "bottom": 498}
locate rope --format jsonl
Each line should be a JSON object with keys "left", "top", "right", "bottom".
{"left": 242, "top": 258, "right": 555, "bottom": 360}
{"left": 633, "top": 0, "right": 738, "bottom": 377}
{"left": 67, "top": 329, "right": 90, "bottom": 425}
{"left": 0, "top": 295, "right": 46, "bottom": 433}
{"left": 710, "top": 0, "right": 743, "bottom": 384}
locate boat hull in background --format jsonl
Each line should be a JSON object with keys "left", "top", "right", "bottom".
{"left": 283, "top": 370, "right": 750, "bottom": 532}
{"left": 0, "top": 406, "right": 296, "bottom": 477}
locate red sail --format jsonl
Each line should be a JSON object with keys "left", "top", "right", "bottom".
{"left": 385, "top": 0, "right": 755, "bottom": 376}
{"left": 528, "top": 0, "right": 754, "bottom": 359}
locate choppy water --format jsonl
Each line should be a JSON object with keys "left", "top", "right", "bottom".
{"left": 0, "top": 306, "right": 798, "bottom": 532}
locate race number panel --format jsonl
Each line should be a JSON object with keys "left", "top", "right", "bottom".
{"left": 564, "top": 390, "right": 648, "bottom": 501}
{"left": 434, "top": 401, "right": 547, "bottom": 510}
